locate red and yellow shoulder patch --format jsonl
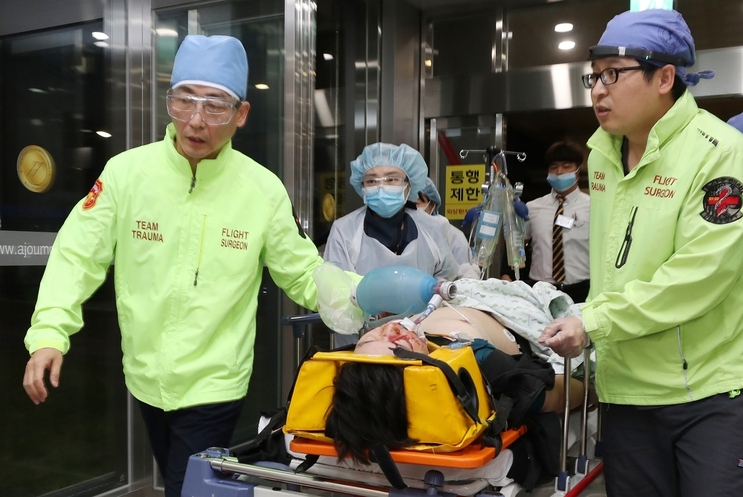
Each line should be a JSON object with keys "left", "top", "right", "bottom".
{"left": 83, "top": 179, "right": 103, "bottom": 210}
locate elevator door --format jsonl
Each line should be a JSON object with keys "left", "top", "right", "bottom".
{"left": 0, "top": 19, "right": 129, "bottom": 497}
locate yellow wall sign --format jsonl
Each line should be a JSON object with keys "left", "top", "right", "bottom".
{"left": 444, "top": 164, "right": 485, "bottom": 220}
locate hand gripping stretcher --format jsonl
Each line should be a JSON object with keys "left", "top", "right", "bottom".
{"left": 182, "top": 314, "right": 605, "bottom": 497}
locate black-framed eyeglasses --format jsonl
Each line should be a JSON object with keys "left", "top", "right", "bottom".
{"left": 166, "top": 91, "right": 240, "bottom": 125}
{"left": 581, "top": 66, "right": 643, "bottom": 89}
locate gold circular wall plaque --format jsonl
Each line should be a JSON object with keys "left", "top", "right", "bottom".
{"left": 322, "top": 193, "right": 336, "bottom": 222}
{"left": 17, "top": 145, "right": 55, "bottom": 193}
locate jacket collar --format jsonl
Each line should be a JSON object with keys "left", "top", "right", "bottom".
{"left": 164, "top": 123, "right": 232, "bottom": 180}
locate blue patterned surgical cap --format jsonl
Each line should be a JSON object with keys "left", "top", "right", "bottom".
{"left": 171, "top": 35, "right": 249, "bottom": 100}
{"left": 590, "top": 9, "right": 713, "bottom": 86}
{"left": 350, "top": 143, "right": 428, "bottom": 199}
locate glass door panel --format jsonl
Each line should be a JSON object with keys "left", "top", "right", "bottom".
{"left": 0, "top": 21, "right": 128, "bottom": 497}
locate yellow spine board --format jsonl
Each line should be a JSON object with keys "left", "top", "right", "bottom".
{"left": 284, "top": 345, "right": 496, "bottom": 452}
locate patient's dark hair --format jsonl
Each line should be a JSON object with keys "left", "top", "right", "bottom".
{"left": 324, "top": 362, "right": 415, "bottom": 464}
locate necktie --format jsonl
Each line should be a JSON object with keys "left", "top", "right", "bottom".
{"left": 552, "top": 196, "right": 566, "bottom": 284}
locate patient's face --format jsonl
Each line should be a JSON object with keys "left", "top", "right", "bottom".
{"left": 354, "top": 321, "right": 428, "bottom": 356}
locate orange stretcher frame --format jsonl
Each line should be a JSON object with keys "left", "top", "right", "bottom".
{"left": 290, "top": 425, "right": 527, "bottom": 469}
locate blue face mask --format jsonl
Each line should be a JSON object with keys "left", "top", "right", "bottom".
{"left": 363, "top": 185, "right": 408, "bottom": 218}
{"left": 547, "top": 171, "right": 578, "bottom": 192}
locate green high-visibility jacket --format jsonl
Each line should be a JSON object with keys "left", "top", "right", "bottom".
{"left": 582, "top": 92, "right": 743, "bottom": 406}
{"left": 25, "top": 124, "right": 325, "bottom": 411}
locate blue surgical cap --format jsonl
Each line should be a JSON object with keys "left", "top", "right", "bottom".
{"left": 350, "top": 143, "right": 428, "bottom": 199}
{"left": 419, "top": 178, "right": 442, "bottom": 215}
{"left": 728, "top": 113, "right": 743, "bottom": 134}
{"left": 590, "top": 9, "right": 714, "bottom": 86}
{"left": 171, "top": 35, "right": 249, "bottom": 100}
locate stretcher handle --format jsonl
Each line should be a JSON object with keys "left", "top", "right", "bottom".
{"left": 577, "top": 347, "right": 591, "bottom": 473}
{"left": 211, "top": 457, "right": 389, "bottom": 497}
{"left": 560, "top": 356, "right": 572, "bottom": 473}
{"left": 281, "top": 313, "right": 323, "bottom": 368}
{"left": 555, "top": 356, "right": 572, "bottom": 492}
{"left": 281, "top": 313, "right": 322, "bottom": 338}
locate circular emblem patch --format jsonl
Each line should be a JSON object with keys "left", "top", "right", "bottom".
{"left": 701, "top": 177, "right": 743, "bottom": 224}
{"left": 17, "top": 145, "right": 55, "bottom": 193}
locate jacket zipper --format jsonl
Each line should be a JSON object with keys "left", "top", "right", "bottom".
{"left": 194, "top": 215, "right": 206, "bottom": 286}
{"left": 615, "top": 206, "right": 638, "bottom": 269}
{"left": 676, "top": 325, "right": 693, "bottom": 401}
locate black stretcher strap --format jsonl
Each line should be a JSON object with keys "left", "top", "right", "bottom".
{"left": 370, "top": 446, "right": 407, "bottom": 490}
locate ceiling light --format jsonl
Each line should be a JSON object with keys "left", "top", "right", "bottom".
{"left": 558, "top": 41, "right": 576, "bottom": 50}
{"left": 323, "top": 53, "right": 333, "bottom": 61}
{"left": 92, "top": 32, "right": 109, "bottom": 40}
{"left": 255, "top": 83, "right": 269, "bottom": 90}
{"left": 424, "top": 59, "right": 432, "bottom": 67}
{"left": 554, "top": 23, "right": 573, "bottom": 33}
{"left": 96, "top": 131, "right": 112, "bottom": 138}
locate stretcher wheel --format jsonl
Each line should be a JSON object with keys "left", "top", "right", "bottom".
{"left": 424, "top": 470, "right": 445, "bottom": 488}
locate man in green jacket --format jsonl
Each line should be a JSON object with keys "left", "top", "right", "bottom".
{"left": 539, "top": 9, "right": 743, "bottom": 496}
{"left": 22, "top": 35, "right": 329, "bottom": 497}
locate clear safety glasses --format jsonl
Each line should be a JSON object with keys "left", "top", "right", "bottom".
{"left": 166, "top": 92, "right": 240, "bottom": 125}
{"left": 361, "top": 176, "right": 409, "bottom": 188}
{"left": 581, "top": 66, "right": 643, "bottom": 89}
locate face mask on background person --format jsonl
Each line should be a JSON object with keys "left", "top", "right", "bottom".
{"left": 417, "top": 201, "right": 432, "bottom": 214}
{"left": 363, "top": 185, "right": 407, "bottom": 218}
{"left": 547, "top": 170, "right": 578, "bottom": 192}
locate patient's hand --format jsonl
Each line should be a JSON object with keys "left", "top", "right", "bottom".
{"left": 538, "top": 315, "right": 590, "bottom": 358}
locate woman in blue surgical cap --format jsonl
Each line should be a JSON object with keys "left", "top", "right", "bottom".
{"left": 324, "top": 143, "right": 459, "bottom": 345}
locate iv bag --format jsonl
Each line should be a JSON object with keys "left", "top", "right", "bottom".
{"left": 472, "top": 183, "right": 506, "bottom": 270}
{"left": 502, "top": 183, "right": 526, "bottom": 272}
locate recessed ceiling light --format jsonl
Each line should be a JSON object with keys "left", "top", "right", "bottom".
{"left": 92, "top": 31, "right": 109, "bottom": 40}
{"left": 96, "top": 131, "right": 112, "bottom": 138}
{"left": 558, "top": 41, "right": 576, "bottom": 50}
{"left": 555, "top": 23, "right": 573, "bottom": 33}
{"left": 254, "top": 83, "right": 269, "bottom": 90}
{"left": 323, "top": 53, "right": 334, "bottom": 61}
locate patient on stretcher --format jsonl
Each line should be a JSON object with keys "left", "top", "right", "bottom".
{"left": 325, "top": 306, "right": 593, "bottom": 465}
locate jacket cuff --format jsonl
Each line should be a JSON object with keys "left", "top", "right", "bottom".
{"left": 28, "top": 339, "right": 68, "bottom": 355}
{"left": 581, "top": 305, "right": 605, "bottom": 341}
